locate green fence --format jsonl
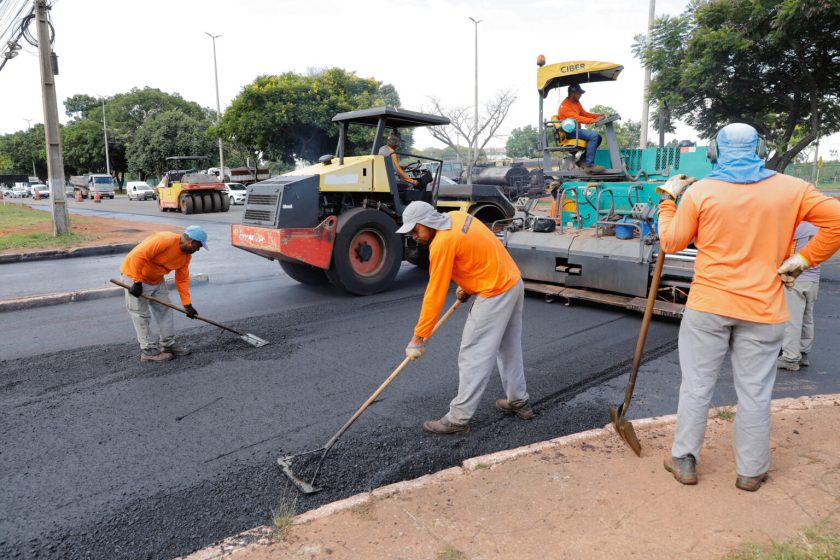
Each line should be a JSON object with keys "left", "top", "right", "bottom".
{"left": 784, "top": 162, "right": 840, "bottom": 188}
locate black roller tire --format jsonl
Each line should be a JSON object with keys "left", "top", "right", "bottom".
{"left": 212, "top": 192, "right": 223, "bottom": 212}
{"left": 325, "top": 208, "right": 402, "bottom": 295}
{"left": 279, "top": 260, "right": 329, "bottom": 286}
{"left": 193, "top": 194, "right": 204, "bottom": 214}
{"left": 220, "top": 193, "right": 231, "bottom": 212}
{"left": 202, "top": 192, "right": 214, "bottom": 213}
{"left": 180, "top": 194, "right": 194, "bottom": 214}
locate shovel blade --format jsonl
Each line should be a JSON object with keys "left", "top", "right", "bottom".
{"left": 241, "top": 333, "right": 269, "bottom": 348}
{"left": 609, "top": 405, "right": 642, "bottom": 457}
{"left": 277, "top": 456, "right": 321, "bottom": 494}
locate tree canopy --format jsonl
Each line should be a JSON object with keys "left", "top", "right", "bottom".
{"left": 505, "top": 125, "right": 540, "bottom": 159}
{"left": 587, "top": 105, "right": 644, "bottom": 150}
{"left": 126, "top": 110, "right": 217, "bottom": 178}
{"left": 634, "top": 0, "right": 840, "bottom": 170}
{"left": 216, "top": 68, "right": 401, "bottom": 165}
{"left": 0, "top": 124, "right": 46, "bottom": 177}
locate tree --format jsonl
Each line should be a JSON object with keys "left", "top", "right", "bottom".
{"left": 587, "top": 105, "right": 643, "bottom": 150}
{"left": 426, "top": 89, "right": 517, "bottom": 182}
{"left": 0, "top": 125, "right": 47, "bottom": 177}
{"left": 126, "top": 110, "right": 217, "bottom": 179}
{"left": 62, "top": 119, "right": 107, "bottom": 176}
{"left": 505, "top": 125, "right": 540, "bottom": 158}
{"left": 634, "top": 0, "right": 840, "bottom": 170}
{"left": 216, "top": 68, "right": 401, "bottom": 166}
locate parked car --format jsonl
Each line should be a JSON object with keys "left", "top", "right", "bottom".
{"left": 31, "top": 184, "right": 50, "bottom": 198}
{"left": 223, "top": 182, "right": 248, "bottom": 205}
{"left": 65, "top": 185, "right": 75, "bottom": 198}
{"left": 11, "top": 185, "right": 30, "bottom": 198}
{"left": 0, "top": 187, "right": 13, "bottom": 199}
{"left": 126, "top": 181, "right": 156, "bottom": 201}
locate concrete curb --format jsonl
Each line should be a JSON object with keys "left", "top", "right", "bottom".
{"left": 0, "top": 274, "right": 210, "bottom": 313}
{"left": 0, "top": 243, "right": 136, "bottom": 264}
{"left": 180, "top": 392, "right": 840, "bottom": 560}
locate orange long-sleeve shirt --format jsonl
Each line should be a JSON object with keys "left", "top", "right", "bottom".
{"left": 658, "top": 174, "right": 840, "bottom": 324}
{"left": 414, "top": 212, "right": 520, "bottom": 338}
{"left": 120, "top": 231, "right": 193, "bottom": 305}
{"left": 557, "top": 98, "right": 602, "bottom": 126}
{"left": 379, "top": 145, "right": 415, "bottom": 184}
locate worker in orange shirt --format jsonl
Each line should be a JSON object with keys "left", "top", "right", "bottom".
{"left": 378, "top": 131, "right": 419, "bottom": 189}
{"left": 656, "top": 123, "right": 840, "bottom": 492}
{"left": 557, "top": 84, "right": 605, "bottom": 173}
{"left": 120, "top": 226, "right": 208, "bottom": 362}
{"left": 397, "top": 201, "right": 532, "bottom": 434}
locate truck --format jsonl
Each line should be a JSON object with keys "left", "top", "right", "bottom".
{"left": 231, "top": 107, "right": 515, "bottom": 295}
{"left": 69, "top": 174, "right": 115, "bottom": 199}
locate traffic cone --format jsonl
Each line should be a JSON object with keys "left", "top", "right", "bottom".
{"left": 94, "top": 191, "right": 101, "bottom": 203}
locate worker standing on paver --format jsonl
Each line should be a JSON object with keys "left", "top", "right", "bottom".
{"left": 398, "top": 201, "right": 532, "bottom": 434}
{"left": 777, "top": 221, "right": 822, "bottom": 372}
{"left": 656, "top": 123, "right": 840, "bottom": 491}
{"left": 556, "top": 84, "right": 605, "bottom": 173}
{"left": 120, "top": 226, "right": 208, "bottom": 363}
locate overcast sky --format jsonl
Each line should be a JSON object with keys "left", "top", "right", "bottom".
{"left": 1, "top": 0, "right": 837, "bottom": 160}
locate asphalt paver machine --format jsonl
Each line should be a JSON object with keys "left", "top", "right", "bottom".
{"left": 231, "top": 107, "right": 515, "bottom": 295}
{"left": 501, "top": 59, "right": 714, "bottom": 317}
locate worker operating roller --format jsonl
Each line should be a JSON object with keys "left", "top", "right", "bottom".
{"left": 398, "top": 201, "right": 533, "bottom": 434}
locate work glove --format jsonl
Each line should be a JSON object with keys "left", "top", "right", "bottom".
{"left": 455, "top": 286, "right": 472, "bottom": 303}
{"left": 777, "top": 253, "right": 811, "bottom": 288}
{"left": 405, "top": 336, "right": 426, "bottom": 361}
{"left": 184, "top": 304, "right": 198, "bottom": 319}
{"left": 129, "top": 282, "right": 143, "bottom": 298}
{"left": 655, "top": 174, "right": 696, "bottom": 200}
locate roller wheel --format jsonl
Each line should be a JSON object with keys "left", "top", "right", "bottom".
{"left": 193, "top": 193, "right": 204, "bottom": 214}
{"left": 220, "top": 193, "right": 230, "bottom": 212}
{"left": 202, "top": 192, "right": 214, "bottom": 213}
{"left": 325, "top": 208, "right": 402, "bottom": 295}
{"left": 279, "top": 260, "right": 329, "bottom": 286}
{"left": 180, "top": 194, "right": 194, "bottom": 214}
{"left": 212, "top": 192, "right": 223, "bottom": 212}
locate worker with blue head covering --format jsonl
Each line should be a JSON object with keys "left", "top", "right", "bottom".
{"left": 654, "top": 122, "right": 840, "bottom": 492}
{"left": 705, "top": 123, "right": 775, "bottom": 183}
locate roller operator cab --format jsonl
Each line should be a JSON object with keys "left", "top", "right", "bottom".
{"left": 231, "top": 106, "right": 515, "bottom": 295}
{"left": 499, "top": 59, "right": 715, "bottom": 318}
{"left": 156, "top": 156, "right": 230, "bottom": 214}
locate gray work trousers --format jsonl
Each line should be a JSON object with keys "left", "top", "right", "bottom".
{"left": 672, "top": 308, "right": 785, "bottom": 477}
{"left": 123, "top": 274, "right": 175, "bottom": 352}
{"left": 781, "top": 281, "right": 819, "bottom": 362}
{"left": 444, "top": 279, "right": 529, "bottom": 425}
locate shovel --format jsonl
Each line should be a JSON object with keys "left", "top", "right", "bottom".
{"left": 110, "top": 279, "right": 268, "bottom": 348}
{"left": 278, "top": 298, "right": 463, "bottom": 494}
{"left": 609, "top": 249, "right": 666, "bottom": 456}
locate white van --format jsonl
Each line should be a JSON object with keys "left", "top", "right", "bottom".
{"left": 126, "top": 181, "right": 156, "bottom": 201}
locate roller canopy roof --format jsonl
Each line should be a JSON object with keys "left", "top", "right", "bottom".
{"left": 332, "top": 106, "right": 450, "bottom": 128}
{"left": 537, "top": 61, "right": 624, "bottom": 97}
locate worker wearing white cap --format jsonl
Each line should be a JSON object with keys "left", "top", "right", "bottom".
{"left": 397, "top": 201, "right": 532, "bottom": 434}
{"left": 120, "top": 226, "right": 208, "bottom": 362}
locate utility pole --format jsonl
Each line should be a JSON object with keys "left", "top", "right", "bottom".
{"left": 205, "top": 32, "right": 225, "bottom": 183}
{"left": 468, "top": 17, "right": 481, "bottom": 185}
{"left": 639, "top": 0, "right": 655, "bottom": 149}
{"left": 101, "top": 98, "right": 110, "bottom": 176}
{"left": 34, "top": 0, "right": 69, "bottom": 234}
{"left": 24, "top": 118, "right": 37, "bottom": 177}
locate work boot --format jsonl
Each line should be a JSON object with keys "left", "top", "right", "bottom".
{"left": 736, "top": 472, "right": 768, "bottom": 492}
{"left": 422, "top": 418, "right": 469, "bottom": 435}
{"left": 583, "top": 163, "right": 606, "bottom": 174}
{"left": 162, "top": 345, "right": 191, "bottom": 356}
{"left": 140, "top": 349, "right": 174, "bottom": 363}
{"left": 799, "top": 353, "right": 809, "bottom": 367}
{"left": 776, "top": 357, "right": 800, "bottom": 372}
{"left": 496, "top": 399, "right": 535, "bottom": 420}
{"left": 663, "top": 454, "right": 698, "bottom": 485}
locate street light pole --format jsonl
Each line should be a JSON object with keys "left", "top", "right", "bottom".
{"left": 639, "top": 0, "right": 655, "bottom": 148}
{"left": 205, "top": 32, "right": 225, "bottom": 183}
{"left": 24, "top": 118, "right": 36, "bottom": 177}
{"left": 101, "top": 98, "right": 110, "bottom": 176}
{"left": 468, "top": 17, "right": 481, "bottom": 185}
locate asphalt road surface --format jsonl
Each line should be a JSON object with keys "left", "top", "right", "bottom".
{"left": 3, "top": 200, "right": 840, "bottom": 559}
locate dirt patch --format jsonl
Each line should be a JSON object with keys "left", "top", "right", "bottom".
{"left": 211, "top": 398, "right": 840, "bottom": 560}
{"left": 0, "top": 204, "right": 177, "bottom": 255}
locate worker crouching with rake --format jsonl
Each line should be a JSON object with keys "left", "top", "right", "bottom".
{"left": 656, "top": 123, "right": 840, "bottom": 492}
{"left": 398, "top": 201, "right": 533, "bottom": 434}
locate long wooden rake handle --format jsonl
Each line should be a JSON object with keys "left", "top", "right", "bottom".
{"left": 110, "top": 278, "right": 245, "bottom": 337}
